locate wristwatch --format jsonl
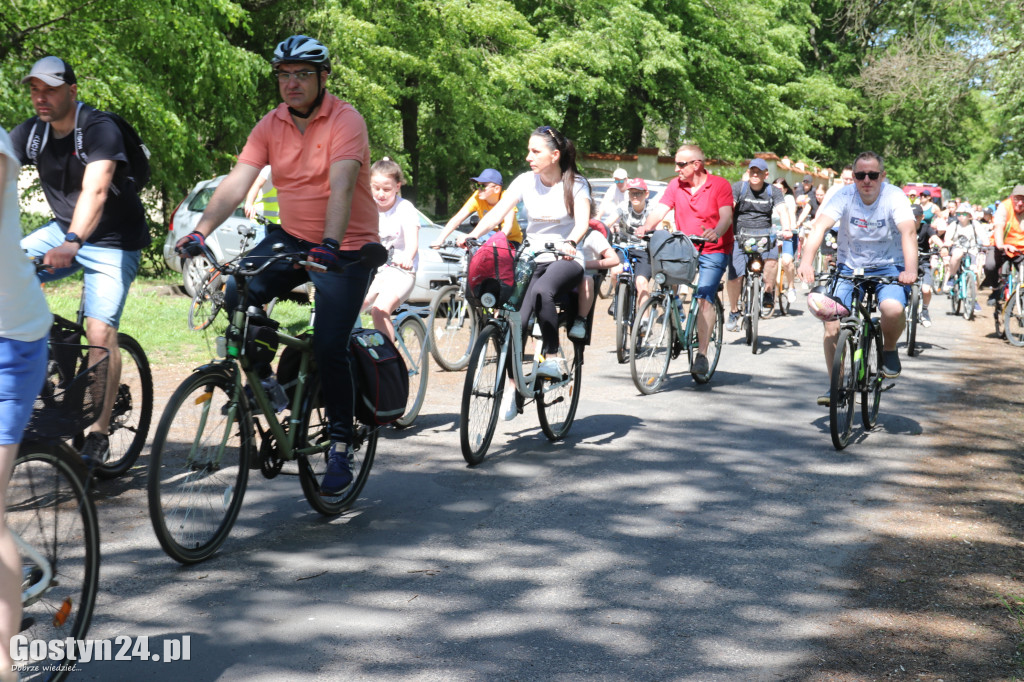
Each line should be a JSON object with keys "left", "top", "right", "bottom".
{"left": 65, "top": 232, "right": 83, "bottom": 246}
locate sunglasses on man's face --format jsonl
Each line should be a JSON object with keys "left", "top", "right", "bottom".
{"left": 854, "top": 171, "right": 881, "bottom": 181}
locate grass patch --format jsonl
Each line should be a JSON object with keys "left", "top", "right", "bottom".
{"left": 40, "top": 277, "right": 313, "bottom": 369}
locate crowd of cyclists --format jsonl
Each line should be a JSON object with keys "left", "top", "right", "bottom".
{"left": 2, "top": 35, "right": 1023, "bottom": 675}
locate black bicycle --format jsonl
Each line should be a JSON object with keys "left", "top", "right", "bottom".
{"left": 829, "top": 272, "right": 898, "bottom": 450}
{"left": 34, "top": 260, "right": 153, "bottom": 479}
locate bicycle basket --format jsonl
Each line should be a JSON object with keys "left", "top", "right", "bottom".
{"left": 649, "top": 230, "right": 698, "bottom": 285}
{"left": 24, "top": 344, "right": 109, "bottom": 440}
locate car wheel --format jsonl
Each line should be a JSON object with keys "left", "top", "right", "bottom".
{"left": 182, "top": 254, "right": 213, "bottom": 299}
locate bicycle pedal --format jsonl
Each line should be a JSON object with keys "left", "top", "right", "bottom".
{"left": 881, "top": 382, "right": 897, "bottom": 392}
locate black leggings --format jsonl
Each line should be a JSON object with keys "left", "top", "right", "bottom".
{"left": 519, "top": 259, "right": 584, "bottom": 355}
{"left": 982, "top": 248, "right": 1024, "bottom": 289}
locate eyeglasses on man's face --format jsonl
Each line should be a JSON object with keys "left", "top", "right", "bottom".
{"left": 854, "top": 171, "right": 881, "bottom": 181}
{"left": 275, "top": 70, "right": 318, "bottom": 83}
{"left": 675, "top": 160, "right": 698, "bottom": 169}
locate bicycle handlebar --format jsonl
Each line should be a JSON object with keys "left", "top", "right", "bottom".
{"left": 185, "top": 240, "right": 387, "bottom": 278}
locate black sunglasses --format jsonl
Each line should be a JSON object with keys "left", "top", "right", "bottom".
{"left": 854, "top": 171, "right": 881, "bottom": 181}
{"left": 675, "top": 160, "right": 698, "bottom": 169}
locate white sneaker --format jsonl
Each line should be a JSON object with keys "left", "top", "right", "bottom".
{"left": 536, "top": 358, "right": 567, "bottom": 380}
{"left": 786, "top": 288, "right": 796, "bottom": 304}
{"left": 568, "top": 316, "right": 587, "bottom": 340}
{"left": 501, "top": 389, "right": 518, "bottom": 421}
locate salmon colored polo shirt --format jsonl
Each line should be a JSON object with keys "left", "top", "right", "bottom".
{"left": 238, "top": 93, "right": 379, "bottom": 249}
{"left": 659, "top": 174, "right": 735, "bottom": 255}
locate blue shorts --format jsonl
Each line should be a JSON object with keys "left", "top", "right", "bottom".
{"left": 21, "top": 221, "right": 141, "bottom": 328}
{"left": 695, "top": 252, "right": 728, "bottom": 302}
{"left": 0, "top": 336, "right": 48, "bottom": 444}
{"left": 831, "top": 264, "right": 909, "bottom": 311}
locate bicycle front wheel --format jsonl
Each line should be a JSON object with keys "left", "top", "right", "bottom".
{"left": 297, "top": 376, "right": 377, "bottom": 515}
{"left": 861, "top": 328, "right": 883, "bottom": 429}
{"left": 460, "top": 324, "right": 506, "bottom": 465}
{"left": 748, "top": 277, "right": 761, "bottom": 353}
{"left": 187, "top": 272, "right": 225, "bottom": 331}
{"left": 614, "top": 280, "right": 632, "bottom": 364}
{"left": 949, "top": 278, "right": 962, "bottom": 315}
{"left": 688, "top": 296, "right": 724, "bottom": 384}
{"left": 394, "top": 315, "right": 430, "bottom": 427}
{"left": 905, "top": 286, "right": 920, "bottom": 357}
{"left": 427, "top": 284, "right": 477, "bottom": 371}
{"left": 830, "top": 329, "right": 857, "bottom": 450}
{"left": 147, "top": 368, "right": 252, "bottom": 564}
{"left": 630, "top": 295, "right": 672, "bottom": 394}
{"left": 11, "top": 441, "right": 99, "bottom": 682}
{"left": 537, "top": 323, "right": 583, "bottom": 441}
{"left": 95, "top": 333, "right": 153, "bottom": 479}
{"left": 1005, "top": 295, "right": 1024, "bottom": 346}
{"left": 963, "top": 272, "right": 977, "bottom": 321}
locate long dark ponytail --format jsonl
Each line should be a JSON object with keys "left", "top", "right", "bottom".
{"left": 532, "top": 126, "right": 590, "bottom": 218}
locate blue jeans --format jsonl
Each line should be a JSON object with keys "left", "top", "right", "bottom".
{"left": 238, "top": 233, "right": 374, "bottom": 445}
{"left": 21, "top": 221, "right": 141, "bottom": 328}
{"left": 695, "top": 252, "right": 728, "bottom": 302}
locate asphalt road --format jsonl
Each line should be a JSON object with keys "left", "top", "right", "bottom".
{"left": 72, "top": 289, "right": 980, "bottom": 681}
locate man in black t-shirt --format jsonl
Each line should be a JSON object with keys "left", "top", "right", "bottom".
{"left": 725, "top": 159, "right": 790, "bottom": 331}
{"left": 11, "top": 56, "right": 150, "bottom": 465}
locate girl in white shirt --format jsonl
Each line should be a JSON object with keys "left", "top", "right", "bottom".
{"left": 361, "top": 158, "right": 419, "bottom": 342}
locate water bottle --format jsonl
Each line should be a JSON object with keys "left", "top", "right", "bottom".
{"left": 505, "top": 250, "right": 537, "bottom": 310}
{"left": 259, "top": 373, "right": 289, "bottom": 412}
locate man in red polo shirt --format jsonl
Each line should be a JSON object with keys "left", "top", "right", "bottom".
{"left": 638, "top": 144, "right": 733, "bottom": 376}
{"left": 176, "top": 35, "right": 379, "bottom": 496}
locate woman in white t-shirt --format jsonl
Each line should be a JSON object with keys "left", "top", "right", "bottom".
{"left": 361, "top": 158, "right": 419, "bottom": 342}
{"left": 468, "top": 125, "right": 591, "bottom": 382}
{"left": 0, "top": 125, "right": 52, "bottom": 678}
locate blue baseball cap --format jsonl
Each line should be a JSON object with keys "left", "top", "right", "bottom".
{"left": 471, "top": 169, "right": 503, "bottom": 186}
{"left": 748, "top": 158, "right": 769, "bottom": 172}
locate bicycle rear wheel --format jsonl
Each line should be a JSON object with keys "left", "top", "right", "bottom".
{"left": 614, "top": 280, "right": 632, "bottom": 364}
{"left": 297, "top": 376, "right": 377, "bottom": 515}
{"left": 460, "top": 324, "right": 506, "bottom": 465}
{"left": 905, "top": 286, "right": 920, "bottom": 357}
{"left": 830, "top": 329, "right": 857, "bottom": 450}
{"left": 630, "top": 295, "right": 672, "bottom": 394}
{"left": 963, "top": 272, "right": 977, "bottom": 321}
{"left": 147, "top": 368, "right": 251, "bottom": 564}
{"left": 94, "top": 333, "right": 153, "bottom": 480}
{"left": 537, "top": 322, "right": 583, "bottom": 441}
{"left": 688, "top": 297, "right": 724, "bottom": 384}
{"left": 598, "top": 269, "right": 614, "bottom": 299}
{"left": 427, "top": 284, "right": 477, "bottom": 371}
{"left": 11, "top": 441, "right": 99, "bottom": 682}
{"left": 394, "top": 315, "right": 429, "bottom": 427}
{"left": 1005, "top": 295, "right": 1024, "bottom": 346}
{"left": 861, "top": 328, "right": 883, "bottom": 429}
{"left": 949, "top": 278, "right": 961, "bottom": 315}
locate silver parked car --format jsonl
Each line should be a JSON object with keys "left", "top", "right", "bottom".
{"left": 163, "top": 175, "right": 266, "bottom": 297}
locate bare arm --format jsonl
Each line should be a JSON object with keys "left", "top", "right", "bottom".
{"left": 468, "top": 191, "right": 518, "bottom": 240}
{"left": 898, "top": 219, "right": 918, "bottom": 284}
{"left": 702, "top": 205, "right": 733, "bottom": 242}
{"left": 322, "top": 159, "right": 361, "bottom": 244}
{"left": 244, "top": 174, "right": 268, "bottom": 219}
{"left": 47, "top": 159, "right": 116, "bottom": 269}
{"left": 637, "top": 203, "right": 671, "bottom": 237}
{"left": 194, "top": 163, "right": 262, "bottom": 238}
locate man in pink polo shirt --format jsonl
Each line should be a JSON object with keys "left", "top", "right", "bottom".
{"left": 638, "top": 144, "right": 733, "bottom": 377}
{"left": 176, "top": 35, "right": 379, "bottom": 496}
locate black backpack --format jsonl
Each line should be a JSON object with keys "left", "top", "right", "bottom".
{"left": 24, "top": 102, "right": 151, "bottom": 192}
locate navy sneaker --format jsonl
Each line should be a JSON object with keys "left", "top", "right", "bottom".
{"left": 881, "top": 350, "right": 902, "bottom": 378}
{"left": 80, "top": 432, "right": 109, "bottom": 468}
{"left": 320, "top": 443, "right": 354, "bottom": 496}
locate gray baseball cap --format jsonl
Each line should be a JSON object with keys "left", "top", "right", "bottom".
{"left": 1011, "top": 184, "right": 1024, "bottom": 197}
{"left": 21, "top": 56, "right": 77, "bottom": 86}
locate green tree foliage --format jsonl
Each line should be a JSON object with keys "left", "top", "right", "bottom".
{"left": 1, "top": 0, "right": 1017, "bottom": 267}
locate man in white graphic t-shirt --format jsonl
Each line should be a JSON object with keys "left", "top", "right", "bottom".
{"left": 798, "top": 151, "right": 917, "bottom": 404}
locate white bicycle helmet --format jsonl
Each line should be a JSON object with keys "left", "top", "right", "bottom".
{"left": 806, "top": 286, "right": 849, "bottom": 322}
{"left": 273, "top": 35, "right": 331, "bottom": 72}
